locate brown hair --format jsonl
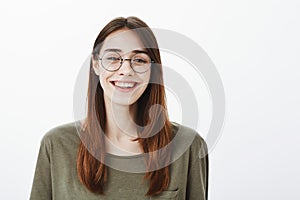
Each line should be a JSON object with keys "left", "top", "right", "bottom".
{"left": 77, "top": 16, "right": 173, "bottom": 196}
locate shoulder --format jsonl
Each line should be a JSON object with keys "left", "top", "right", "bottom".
{"left": 170, "top": 121, "right": 206, "bottom": 144}
{"left": 170, "top": 121, "right": 208, "bottom": 158}
{"left": 41, "top": 121, "right": 81, "bottom": 148}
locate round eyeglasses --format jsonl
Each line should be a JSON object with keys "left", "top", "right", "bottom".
{"left": 98, "top": 51, "right": 153, "bottom": 73}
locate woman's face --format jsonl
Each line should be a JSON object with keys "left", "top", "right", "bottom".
{"left": 93, "top": 29, "right": 151, "bottom": 106}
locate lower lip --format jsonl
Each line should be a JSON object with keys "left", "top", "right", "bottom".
{"left": 110, "top": 82, "right": 138, "bottom": 93}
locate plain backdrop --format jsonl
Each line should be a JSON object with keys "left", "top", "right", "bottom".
{"left": 0, "top": 0, "right": 299, "bottom": 199}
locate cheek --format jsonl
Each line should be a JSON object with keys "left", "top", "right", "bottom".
{"left": 99, "top": 68, "right": 111, "bottom": 79}
{"left": 141, "top": 71, "right": 151, "bottom": 84}
{"left": 99, "top": 71, "right": 112, "bottom": 89}
{"left": 138, "top": 73, "right": 151, "bottom": 92}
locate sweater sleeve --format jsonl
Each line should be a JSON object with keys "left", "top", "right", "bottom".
{"left": 186, "top": 135, "right": 209, "bottom": 200}
{"left": 29, "top": 136, "right": 52, "bottom": 200}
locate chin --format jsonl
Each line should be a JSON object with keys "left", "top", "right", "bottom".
{"left": 109, "top": 97, "right": 139, "bottom": 106}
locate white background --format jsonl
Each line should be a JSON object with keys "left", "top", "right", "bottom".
{"left": 0, "top": 0, "right": 299, "bottom": 199}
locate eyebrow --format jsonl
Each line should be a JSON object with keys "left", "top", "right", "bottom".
{"left": 103, "top": 48, "right": 148, "bottom": 54}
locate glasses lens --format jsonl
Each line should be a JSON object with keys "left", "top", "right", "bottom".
{"left": 131, "top": 53, "right": 152, "bottom": 73}
{"left": 101, "top": 51, "right": 121, "bottom": 71}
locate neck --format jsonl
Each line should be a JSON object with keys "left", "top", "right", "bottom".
{"left": 104, "top": 95, "right": 139, "bottom": 141}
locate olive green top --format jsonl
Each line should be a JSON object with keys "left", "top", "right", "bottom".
{"left": 29, "top": 121, "right": 208, "bottom": 200}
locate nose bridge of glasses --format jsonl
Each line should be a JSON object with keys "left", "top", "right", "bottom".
{"left": 120, "top": 58, "right": 132, "bottom": 64}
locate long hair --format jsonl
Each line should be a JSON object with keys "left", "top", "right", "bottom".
{"left": 77, "top": 16, "right": 173, "bottom": 196}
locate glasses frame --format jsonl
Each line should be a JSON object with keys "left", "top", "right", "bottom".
{"left": 98, "top": 51, "right": 154, "bottom": 74}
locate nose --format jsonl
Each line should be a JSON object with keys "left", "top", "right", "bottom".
{"left": 118, "top": 59, "right": 134, "bottom": 76}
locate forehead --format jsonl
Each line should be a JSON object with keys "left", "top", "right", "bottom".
{"left": 100, "top": 29, "right": 145, "bottom": 55}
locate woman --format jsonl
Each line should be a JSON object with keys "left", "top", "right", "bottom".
{"left": 30, "top": 16, "right": 209, "bottom": 200}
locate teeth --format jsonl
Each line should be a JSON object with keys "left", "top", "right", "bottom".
{"left": 114, "top": 81, "right": 135, "bottom": 88}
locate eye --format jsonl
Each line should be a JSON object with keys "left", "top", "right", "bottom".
{"left": 132, "top": 53, "right": 151, "bottom": 65}
{"left": 106, "top": 56, "right": 120, "bottom": 61}
{"left": 133, "top": 58, "right": 147, "bottom": 63}
{"left": 102, "top": 52, "right": 121, "bottom": 63}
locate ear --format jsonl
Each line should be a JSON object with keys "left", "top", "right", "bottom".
{"left": 92, "top": 55, "right": 100, "bottom": 76}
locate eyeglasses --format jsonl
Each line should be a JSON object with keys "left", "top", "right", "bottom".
{"left": 98, "top": 51, "right": 153, "bottom": 73}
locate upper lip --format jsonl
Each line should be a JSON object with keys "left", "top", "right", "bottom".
{"left": 110, "top": 80, "right": 139, "bottom": 83}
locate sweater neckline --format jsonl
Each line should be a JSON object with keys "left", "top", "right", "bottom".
{"left": 105, "top": 152, "right": 145, "bottom": 159}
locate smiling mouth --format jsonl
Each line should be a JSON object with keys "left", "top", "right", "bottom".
{"left": 110, "top": 81, "right": 138, "bottom": 90}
